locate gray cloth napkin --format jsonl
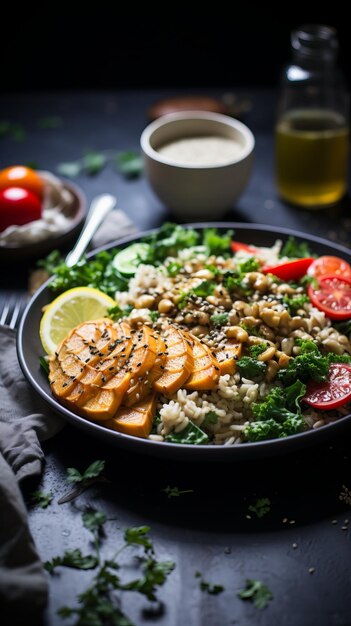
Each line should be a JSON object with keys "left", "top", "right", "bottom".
{"left": 0, "top": 209, "right": 136, "bottom": 622}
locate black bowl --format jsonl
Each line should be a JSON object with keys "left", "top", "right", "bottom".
{"left": 17, "top": 222, "right": 351, "bottom": 461}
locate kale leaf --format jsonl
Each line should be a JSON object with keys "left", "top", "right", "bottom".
{"left": 237, "top": 357, "right": 267, "bottom": 379}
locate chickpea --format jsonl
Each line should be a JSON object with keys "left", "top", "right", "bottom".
{"left": 158, "top": 298, "right": 174, "bottom": 314}
{"left": 191, "top": 325, "right": 209, "bottom": 337}
{"left": 134, "top": 294, "right": 155, "bottom": 309}
{"left": 226, "top": 326, "right": 249, "bottom": 342}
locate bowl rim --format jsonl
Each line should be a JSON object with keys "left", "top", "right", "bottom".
{"left": 140, "top": 110, "right": 255, "bottom": 170}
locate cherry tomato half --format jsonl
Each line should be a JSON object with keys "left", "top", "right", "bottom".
{"left": 0, "top": 187, "right": 42, "bottom": 231}
{"left": 304, "top": 363, "right": 351, "bottom": 409}
{"left": 308, "top": 274, "right": 351, "bottom": 320}
{"left": 308, "top": 255, "right": 351, "bottom": 280}
{"left": 231, "top": 241, "right": 258, "bottom": 254}
{"left": 0, "top": 166, "right": 44, "bottom": 198}
{"left": 261, "top": 257, "right": 314, "bottom": 281}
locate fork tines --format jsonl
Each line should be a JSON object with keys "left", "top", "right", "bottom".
{"left": 0, "top": 296, "right": 24, "bottom": 329}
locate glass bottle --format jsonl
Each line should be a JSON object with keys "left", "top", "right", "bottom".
{"left": 275, "top": 24, "right": 349, "bottom": 208}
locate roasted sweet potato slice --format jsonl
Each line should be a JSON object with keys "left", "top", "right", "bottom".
{"left": 215, "top": 340, "right": 242, "bottom": 376}
{"left": 106, "top": 393, "right": 157, "bottom": 438}
{"left": 184, "top": 334, "right": 220, "bottom": 390}
{"left": 153, "top": 326, "right": 194, "bottom": 395}
{"left": 123, "top": 332, "right": 166, "bottom": 407}
{"left": 50, "top": 319, "right": 135, "bottom": 418}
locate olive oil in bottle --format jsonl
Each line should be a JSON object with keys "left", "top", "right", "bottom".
{"left": 276, "top": 109, "right": 349, "bottom": 207}
{"left": 275, "top": 25, "right": 349, "bottom": 209}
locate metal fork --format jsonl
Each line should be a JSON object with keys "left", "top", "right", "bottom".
{"left": 0, "top": 294, "right": 27, "bottom": 329}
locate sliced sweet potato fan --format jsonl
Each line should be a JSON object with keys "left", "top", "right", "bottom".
{"left": 49, "top": 318, "right": 234, "bottom": 438}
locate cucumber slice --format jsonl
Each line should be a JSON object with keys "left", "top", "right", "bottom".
{"left": 112, "top": 243, "right": 151, "bottom": 275}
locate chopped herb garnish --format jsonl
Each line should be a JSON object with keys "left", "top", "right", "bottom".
{"left": 202, "top": 410, "right": 219, "bottom": 426}
{"left": 149, "top": 311, "right": 160, "bottom": 323}
{"left": 46, "top": 511, "right": 175, "bottom": 622}
{"left": 238, "top": 578, "right": 273, "bottom": 609}
{"left": 162, "top": 486, "right": 194, "bottom": 498}
{"left": 166, "top": 260, "right": 183, "bottom": 277}
{"left": 0, "top": 120, "right": 26, "bottom": 141}
{"left": 283, "top": 294, "right": 309, "bottom": 315}
{"left": 210, "top": 312, "right": 229, "bottom": 326}
{"left": 107, "top": 304, "right": 133, "bottom": 321}
{"left": 115, "top": 150, "right": 144, "bottom": 178}
{"left": 58, "top": 460, "right": 107, "bottom": 504}
{"left": 44, "top": 549, "right": 98, "bottom": 573}
{"left": 57, "top": 160, "right": 83, "bottom": 178}
{"left": 32, "top": 490, "right": 53, "bottom": 509}
{"left": 37, "top": 116, "right": 63, "bottom": 129}
{"left": 248, "top": 497, "right": 271, "bottom": 518}
{"left": 195, "top": 571, "right": 224, "bottom": 595}
{"left": 66, "top": 460, "right": 105, "bottom": 484}
{"left": 83, "top": 150, "right": 107, "bottom": 176}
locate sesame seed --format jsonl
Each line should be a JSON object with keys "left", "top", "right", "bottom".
{"left": 308, "top": 568, "right": 315, "bottom": 574}
{"left": 292, "top": 543, "right": 297, "bottom": 549}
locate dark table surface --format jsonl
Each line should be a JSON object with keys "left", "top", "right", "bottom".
{"left": 1, "top": 89, "right": 351, "bottom": 626}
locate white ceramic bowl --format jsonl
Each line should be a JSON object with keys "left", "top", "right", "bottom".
{"left": 140, "top": 111, "right": 255, "bottom": 219}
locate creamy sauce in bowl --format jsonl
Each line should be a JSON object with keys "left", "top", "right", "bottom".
{"left": 157, "top": 135, "right": 243, "bottom": 166}
{"left": 0, "top": 171, "right": 75, "bottom": 246}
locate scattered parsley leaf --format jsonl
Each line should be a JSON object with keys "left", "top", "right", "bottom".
{"left": 238, "top": 578, "right": 273, "bottom": 609}
{"left": 116, "top": 150, "right": 144, "bottom": 178}
{"left": 0, "top": 121, "right": 26, "bottom": 141}
{"left": 83, "top": 150, "right": 107, "bottom": 176}
{"left": 195, "top": 572, "right": 224, "bottom": 595}
{"left": 248, "top": 498, "right": 271, "bottom": 518}
{"left": 162, "top": 486, "right": 194, "bottom": 498}
{"left": 107, "top": 304, "right": 133, "bottom": 321}
{"left": 37, "top": 116, "right": 63, "bottom": 129}
{"left": 57, "top": 160, "right": 82, "bottom": 178}
{"left": 32, "top": 490, "right": 53, "bottom": 509}
{"left": 48, "top": 485, "right": 175, "bottom": 624}
{"left": 82, "top": 510, "right": 107, "bottom": 533}
{"left": 59, "top": 460, "right": 107, "bottom": 504}
{"left": 283, "top": 294, "right": 309, "bottom": 315}
{"left": 124, "top": 526, "right": 153, "bottom": 553}
{"left": 66, "top": 460, "right": 105, "bottom": 484}
{"left": 44, "top": 549, "right": 98, "bottom": 573}
{"left": 25, "top": 160, "right": 40, "bottom": 170}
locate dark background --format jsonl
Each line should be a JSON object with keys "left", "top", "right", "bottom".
{"left": 1, "top": 11, "right": 350, "bottom": 92}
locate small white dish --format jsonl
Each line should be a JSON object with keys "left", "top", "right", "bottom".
{"left": 140, "top": 111, "right": 255, "bottom": 219}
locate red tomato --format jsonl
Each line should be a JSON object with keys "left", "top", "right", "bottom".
{"left": 261, "top": 257, "right": 314, "bottom": 280}
{"left": 231, "top": 241, "right": 258, "bottom": 254}
{"left": 0, "top": 187, "right": 42, "bottom": 231}
{"left": 304, "top": 363, "right": 351, "bottom": 409}
{"left": 308, "top": 274, "right": 351, "bottom": 320}
{"left": 0, "top": 166, "right": 44, "bottom": 198}
{"left": 308, "top": 255, "right": 351, "bottom": 280}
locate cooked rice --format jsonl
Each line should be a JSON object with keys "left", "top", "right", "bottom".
{"left": 113, "top": 242, "right": 351, "bottom": 445}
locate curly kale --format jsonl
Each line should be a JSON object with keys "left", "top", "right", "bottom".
{"left": 245, "top": 381, "right": 306, "bottom": 442}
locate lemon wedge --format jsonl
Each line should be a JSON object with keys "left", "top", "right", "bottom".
{"left": 40, "top": 287, "right": 116, "bottom": 354}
